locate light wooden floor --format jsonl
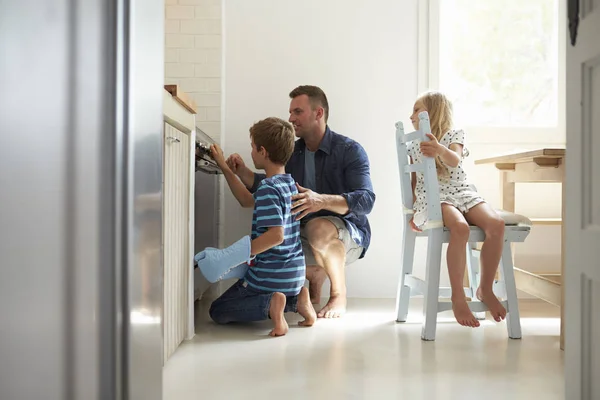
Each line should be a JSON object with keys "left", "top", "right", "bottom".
{"left": 164, "top": 297, "right": 563, "bottom": 400}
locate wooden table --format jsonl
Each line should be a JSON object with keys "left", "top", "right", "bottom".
{"left": 475, "top": 148, "right": 566, "bottom": 349}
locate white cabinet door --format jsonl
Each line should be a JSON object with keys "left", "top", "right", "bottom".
{"left": 163, "top": 123, "right": 191, "bottom": 363}
{"left": 565, "top": 1, "right": 600, "bottom": 398}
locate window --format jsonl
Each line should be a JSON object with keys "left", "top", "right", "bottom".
{"left": 420, "top": 0, "right": 566, "bottom": 143}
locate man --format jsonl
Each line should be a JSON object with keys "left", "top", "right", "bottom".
{"left": 226, "top": 85, "right": 375, "bottom": 318}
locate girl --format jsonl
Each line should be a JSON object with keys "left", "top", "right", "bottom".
{"left": 408, "top": 91, "right": 506, "bottom": 328}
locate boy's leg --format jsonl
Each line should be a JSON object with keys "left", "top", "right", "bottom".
{"left": 209, "top": 281, "right": 292, "bottom": 336}
{"left": 441, "top": 204, "right": 480, "bottom": 328}
{"left": 209, "top": 280, "right": 272, "bottom": 324}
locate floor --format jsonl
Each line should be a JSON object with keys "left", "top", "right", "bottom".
{"left": 163, "top": 297, "right": 564, "bottom": 400}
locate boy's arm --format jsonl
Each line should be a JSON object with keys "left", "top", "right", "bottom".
{"left": 222, "top": 167, "right": 254, "bottom": 208}
{"left": 250, "top": 226, "right": 284, "bottom": 256}
{"left": 210, "top": 144, "right": 254, "bottom": 208}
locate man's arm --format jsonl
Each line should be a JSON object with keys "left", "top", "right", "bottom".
{"left": 291, "top": 143, "right": 375, "bottom": 220}
{"left": 250, "top": 226, "right": 284, "bottom": 256}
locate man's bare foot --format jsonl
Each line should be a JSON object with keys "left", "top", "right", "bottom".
{"left": 477, "top": 288, "right": 507, "bottom": 322}
{"left": 306, "top": 266, "right": 327, "bottom": 304}
{"left": 269, "top": 292, "right": 289, "bottom": 337}
{"left": 317, "top": 295, "right": 347, "bottom": 318}
{"left": 451, "top": 297, "right": 480, "bottom": 327}
{"left": 297, "top": 287, "right": 317, "bottom": 327}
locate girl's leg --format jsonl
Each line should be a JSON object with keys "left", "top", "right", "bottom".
{"left": 442, "top": 204, "right": 480, "bottom": 328}
{"left": 464, "top": 202, "right": 507, "bottom": 322}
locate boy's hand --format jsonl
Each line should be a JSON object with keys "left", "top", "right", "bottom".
{"left": 420, "top": 133, "right": 444, "bottom": 158}
{"left": 210, "top": 144, "right": 228, "bottom": 169}
{"left": 226, "top": 153, "right": 246, "bottom": 175}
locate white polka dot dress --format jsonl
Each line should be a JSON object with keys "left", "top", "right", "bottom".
{"left": 408, "top": 129, "right": 484, "bottom": 228}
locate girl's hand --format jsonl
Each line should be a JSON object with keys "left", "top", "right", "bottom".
{"left": 420, "top": 133, "right": 444, "bottom": 158}
{"left": 409, "top": 217, "right": 422, "bottom": 232}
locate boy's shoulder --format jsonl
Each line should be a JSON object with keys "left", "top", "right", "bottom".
{"left": 256, "top": 174, "right": 297, "bottom": 194}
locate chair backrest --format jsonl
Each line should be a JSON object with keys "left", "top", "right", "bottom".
{"left": 395, "top": 111, "right": 443, "bottom": 229}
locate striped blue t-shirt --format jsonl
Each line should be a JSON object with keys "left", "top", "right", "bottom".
{"left": 244, "top": 174, "right": 305, "bottom": 296}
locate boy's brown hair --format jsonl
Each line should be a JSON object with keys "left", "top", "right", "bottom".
{"left": 249, "top": 117, "right": 295, "bottom": 165}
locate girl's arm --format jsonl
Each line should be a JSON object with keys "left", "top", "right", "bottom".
{"left": 420, "top": 134, "right": 463, "bottom": 168}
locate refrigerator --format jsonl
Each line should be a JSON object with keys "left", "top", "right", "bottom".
{"left": 0, "top": 1, "right": 164, "bottom": 399}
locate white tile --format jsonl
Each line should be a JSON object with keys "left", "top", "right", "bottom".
{"left": 179, "top": 48, "right": 207, "bottom": 64}
{"left": 165, "top": 48, "right": 179, "bottom": 63}
{"left": 165, "top": 63, "right": 195, "bottom": 78}
{"left": 193, "top": 93, "right": 221, "bottom": 107}
{"left": 206, "top": 107, "right": 221, "bottom": 122}
{"left": 165, "top": 5, "right": 195, "bottom": 20}
{"left": 195, "top": 35, "right": 221, "bottom": 49}
{"left": 178, "top": 78, "right": 207, "bottom": 92}
{"left": 178, "top": 0, "right": 219, "bottom": 4}
{"left": 204, "top": 78, "right": 221, "bottom": 92}
{"left": 194, "top": 63, "right": 220, "bottom": 78}
{"left": 165, "top": 20, "right": 180, "bottom": 34}
{"left": 164, "top": 299, "right": 564, "bottom": 400}
{"left": 180, "top": 19, "right": 221, "bottom": 35}
{"left": 166, "top": 34, "right": 195, "bottom": 49}
{"left": 195, "top": 5, "right": 221, "bottom": 19}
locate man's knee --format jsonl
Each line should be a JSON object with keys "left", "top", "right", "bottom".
{"left": 305, "top": 219, "right": 338, "bottom": 253}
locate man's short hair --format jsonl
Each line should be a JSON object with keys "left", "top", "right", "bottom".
{"left": 249, "top": 117, "right": 296, "bottom": 165}
{"left": 289, "top": 85, "right": 329, "bottom": 123}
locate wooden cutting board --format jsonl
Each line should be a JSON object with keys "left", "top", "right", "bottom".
{"left": 164, "top": 84, "right": 197, "bottom": 114}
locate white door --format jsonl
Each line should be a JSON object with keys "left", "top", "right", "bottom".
{"left": 565, "top": 1, "right": 600, "bottom": 399}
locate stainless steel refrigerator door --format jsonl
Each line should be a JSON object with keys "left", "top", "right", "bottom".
{"left": 0, "top": 1, "right": 164, "bottom": 399}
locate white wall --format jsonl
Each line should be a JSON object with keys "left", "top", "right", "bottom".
{"left": 165, "top": 0, "right": 222, "bottom": 142}
{"left": 223, "top": 0, "right": 419, "bottom": 298}
{"left": 222, "top": 0, "right": 563, "bottom": 298}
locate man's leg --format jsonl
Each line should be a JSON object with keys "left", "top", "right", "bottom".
{"left": 304, "top": 218, "right": 348, "bottom": 318}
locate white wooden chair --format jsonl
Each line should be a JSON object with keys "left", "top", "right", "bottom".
{"left": 394, "top": 112, "right": 532, "bottom": 341}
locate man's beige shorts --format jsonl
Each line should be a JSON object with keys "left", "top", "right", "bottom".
{"left": 300, "top": 216, "right": 363, "bottom": 266}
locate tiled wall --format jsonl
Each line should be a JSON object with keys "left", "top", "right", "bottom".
{"left": 165, "top": 0, "right": 222, "bottom": 143}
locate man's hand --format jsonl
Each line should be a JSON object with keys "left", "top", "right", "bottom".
{"left": 419, "top": 133, "right": 444, "bottom": 158}
{"left": 291, "top": 183, "right": 325, "bottom": 220}
{"left": 226, "top": 153, "right": 246, "bottom": 176}
{"left": 210, "top": 144, "right": 228, "bottom": 170}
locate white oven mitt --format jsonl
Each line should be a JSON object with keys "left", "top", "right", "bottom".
{"left": 194, "top": 235, "right": 252, "bottom": 283}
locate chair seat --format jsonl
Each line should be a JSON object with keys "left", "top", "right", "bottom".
{"left": 495, "top": 210, "right": 532, "bottom": 227}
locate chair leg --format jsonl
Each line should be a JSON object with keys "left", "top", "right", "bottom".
{"left": 396, "top": 217, "right": 417, "bottom": 322}
{"left": 466, "top": 243, "right": 486, "bottom": 320}
{"left": 499, "top": 241, "right": 522, "bottom": 339}
{"left": 421, "top": 228, "right": 443, "bottom": 341}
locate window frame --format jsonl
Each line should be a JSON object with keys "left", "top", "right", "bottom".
{"left": 417, "top": 0, "right": 567, "bottom": 145}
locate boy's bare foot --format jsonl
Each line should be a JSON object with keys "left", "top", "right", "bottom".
{"left": 297, "top": 287, "right": 317, "bottom": 327}
{"left": 307, "top": 266, "right": 327, "bottom": 304}
{"left": 317, "top": 295, "right": 346, "bottom": 318}
{"left": 477, "top": 288, "right": 507, "bottom": 322}
{"left": 451, "top": 297, "right": 480, "bottom": 327}
{"left": 269, "top": 292, "right": 289, "bottom": 337}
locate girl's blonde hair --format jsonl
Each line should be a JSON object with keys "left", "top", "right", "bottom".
{"left": 417, "top": 91, "right": 454, "bottom": 176}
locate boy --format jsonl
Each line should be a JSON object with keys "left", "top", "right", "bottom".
{"left": 208, "top": 117, "right": 316, "bottom": 336}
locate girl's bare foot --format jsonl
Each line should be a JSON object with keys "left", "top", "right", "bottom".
{"left": 477, "top": 288, "right": 507, "bottom": 322}
{"left": 297, "top": 287, "right": 317, "bottom": 327}
{"left": 269, "top": 292, "right": 289, "bottom": 337}
{"left": 451, "top": 297, "right": 480, "bottom": 327}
